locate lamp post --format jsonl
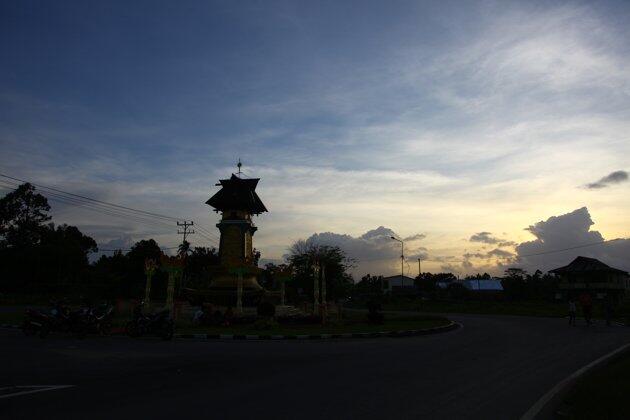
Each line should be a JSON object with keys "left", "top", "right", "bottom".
{"left": 312, "top": 258, "right": 320, "bottom": 315}
{"left": 390, "top": 236, "right": 404, "bottom": 288}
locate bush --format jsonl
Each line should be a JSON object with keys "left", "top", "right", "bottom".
{"left": 367, "top": 300, "right": 384, "bottom": 324}
{"left": 277, "top": 314, "right": 321, "bottom": 325}
{"left": 257, "top": 301, "right": 276, "bottom": 318}
{"left": 253, "top": 318, "right": 278, "bottom": 330}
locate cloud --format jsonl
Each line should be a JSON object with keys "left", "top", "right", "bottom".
{"left": 403, "top": 233, "right": 426, "bottom": 241}
{"left": 469, "top": 232, "right": 500, "bottom": 244}
{"left": 294, "top": 226, "right": 427, "bottom": 277}
{"left": 90, "top": 234, "right": 135, "bottom": 262}
{"left": 515, "top": 207, "right": 630, "bottom": 272}
{"left": 469, "top": 232, "right": 515, "bottom": 247}
{"left": 585, "top": 170, "right": 628, "bottom": 189}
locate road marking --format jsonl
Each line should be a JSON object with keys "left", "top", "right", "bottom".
{"left": 0, "top": 385, "right": 75, "bottom": 399}
{"left": 520, "top": 343, "right": 630, "bottom": 420}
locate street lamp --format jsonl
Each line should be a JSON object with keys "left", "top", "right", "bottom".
{"left": 390, "top": 236, "right": 404, "bottom": 288}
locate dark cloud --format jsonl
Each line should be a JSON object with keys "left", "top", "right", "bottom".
{"left": 487, "top": 248, "right": 515, "bottom": 259}
{"left": 469, "top": 232, "right": 515, "bottom": 247}
{"left": 498, "top": 241, "right": 517, "bottom": 247}
{"left": 585, "top": 170, "right": 628, "bottom": 189}
{"left": 463, "top": 248, "right": 515, "bottom": 261}
{"left": 403, "top": 233, "right": 426, "bottom": 241}
{"left": 516, "top": 207, "right": 630, "bottom": 272}
{"left": 469, "top": 232, "right": 498, "bottom": 244}
{"left": 407, "top": 247, "right": 429, "bottom": 261}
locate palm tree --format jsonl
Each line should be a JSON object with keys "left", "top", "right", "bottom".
{"left": 178, "top": 240, "right": 191, "bottom": 257}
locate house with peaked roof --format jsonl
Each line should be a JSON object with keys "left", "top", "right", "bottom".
{"left": 549, "top": 256, "right": 629, "bottom": 301}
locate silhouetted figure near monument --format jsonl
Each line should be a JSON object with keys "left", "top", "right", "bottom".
{"left": 568, "top": 299, "right": 576, "bottom": 326}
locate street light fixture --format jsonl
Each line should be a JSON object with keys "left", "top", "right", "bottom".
{"left": 390, "top": 236, "right": 404, "bottom": 288}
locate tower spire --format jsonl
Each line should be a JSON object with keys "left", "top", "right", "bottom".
{"left": 237, "top": 158, "right": 242, "bottom": 177}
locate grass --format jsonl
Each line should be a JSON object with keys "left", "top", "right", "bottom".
{"left": 1, "top": 305, "right": 451, "bottom": 336}
{"left": 0, "top": 311, "right": 23, "bottom": 325}
{"left": 559, "top": 350, "right": 630, "bottom": 419}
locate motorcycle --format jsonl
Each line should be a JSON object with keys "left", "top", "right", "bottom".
{"left": 125, "top": 302, "right": 174, "bottom": 340}
{"left": 22, "top": 300, "right": 90, "bottom": 338}
{"left": 85, "top": 303, "right": 114, "bottom": 336}
{"left": 23, "top": 300, "right": 68, "bottom": 337}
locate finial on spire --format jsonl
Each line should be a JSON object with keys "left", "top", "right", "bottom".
{"left": 237, "top": 158, "right": 242, "bottom": 177}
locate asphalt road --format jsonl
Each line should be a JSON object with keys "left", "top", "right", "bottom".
{"left": 2, "top": 314, "right": 629, "bottom": 420}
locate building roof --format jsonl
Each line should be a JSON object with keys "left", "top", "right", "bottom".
{"left": 206, "top": 174, "right": 268, "bottom": 214}
{"left": 549, "top": 256, "right": 627, "bottom": 275}
{"left": 382, "top": 275, "right": 416, "bottom": 281}
{"left": 382, "top": 275, "right": 416, "bottom": 287}
{"left": 462, "top": 279, "right": 504, "bottom": 291}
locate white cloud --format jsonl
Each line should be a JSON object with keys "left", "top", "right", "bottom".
{"left": 515, "top": 207, "right": 630, "bottom": 272}
{"left": 293, "top": 226, "right": 427, "bottom": 278}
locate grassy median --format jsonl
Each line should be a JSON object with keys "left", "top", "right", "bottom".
{"left": 558, "top": 349, "right": 630, "bottom": 419}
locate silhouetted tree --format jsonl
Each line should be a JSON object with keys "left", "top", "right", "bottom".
{"left": 286, "top": 240, "right": 354, "bottom": 302}
{"left": 0, "top": 183, "right": 51, "bottom": 248}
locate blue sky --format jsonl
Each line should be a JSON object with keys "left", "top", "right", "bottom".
{"left": 1, "top": 1, "right": 630, "bottom": 276}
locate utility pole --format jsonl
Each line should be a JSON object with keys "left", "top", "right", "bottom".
{"left": 391, "top": 237, "right": 404, "bottom": 288}
{"left": 177, "top": 221, "right": 195, "bottom": 249}
{"left": 418, "top": 258, "right": 422, "bottom": 276}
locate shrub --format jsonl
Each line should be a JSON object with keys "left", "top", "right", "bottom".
{"left": 257, "top": 301, "right": 276, "bottom": 318}
{"left": 366, "top": 300, "right": 384, "bottom": 324}
{"left": 253, "top": 318, "right": 278, "bottom": 330}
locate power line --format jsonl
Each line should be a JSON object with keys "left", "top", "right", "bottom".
{"left": 0, "top": 175, "right": 219, "bottom": 247}
{"left": 95, "top": 246, "right": 180, "bottom": 252}
{"left": 0, "top": 173, "right": 181, "bottom": 221}
{"left": 518, "top": 238, "right": 623, "bottom": 257}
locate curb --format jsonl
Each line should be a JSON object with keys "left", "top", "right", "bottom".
{"left": 520, "top": 342, "right": 630, "bottom": 420}
{"left": 2, "top": 321, "right": 461, "bottom": 340}
{"left": 174, "top": 321, "right": 461, "bottom": 340}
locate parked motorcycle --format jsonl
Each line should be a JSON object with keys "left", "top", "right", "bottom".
{"left": 125, "top": 302, "right": 174, "bottom": 340}
{"left": 22, "top": 300, "right": 74, "bottom": 337}
{"left": 22, "top": 300, "right": 91, "bottom": 338}
{"left": 86, "top": 303, "right": 114, "bottom": 336}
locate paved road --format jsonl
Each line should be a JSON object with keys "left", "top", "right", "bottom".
{"left": 2, "top": 314, "right": 629, "bottom": 420}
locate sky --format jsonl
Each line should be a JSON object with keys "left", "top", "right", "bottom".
{"left": 1, "top": 0, "right": 629, "bottom": 278}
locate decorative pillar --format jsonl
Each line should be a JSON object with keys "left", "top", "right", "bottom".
{"left": 237, "top": 270, "right": 243, "bottom": 314}
{"left": 277, "top": 267, "right": 293, "bottom": 307}
{"left": 144, "top": 258, "right": 157, "bottom": 305}
{"left": 229, "top": 265, "right": 251, "bottom": 315}
{"left": 313, "top": 261, "right": 320, "bottom": 315}
{"left": 161, "top": 255, "right": 184, "bottom": 314}
{"left": 321, "top": 265, "right": 327, "bottom": 323}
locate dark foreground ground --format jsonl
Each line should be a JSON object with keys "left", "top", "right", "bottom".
{"left": 2, "top": 314, "right": 629, "bottom": 420}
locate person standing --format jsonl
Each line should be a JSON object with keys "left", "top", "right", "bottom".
{"left": 579, "top": 292, "right": 593, "bottom": 326}
{"left": 568, "top": 298, "right": 577, "bottom": 326}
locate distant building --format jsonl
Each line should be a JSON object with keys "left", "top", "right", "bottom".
{"left": 382, "top": 275, "right": 416, "bottom": 293}
{"left": 550, "top": 256, "right": 629, "bottom": 301}
{"left": 462, "top": 278, "right": 504, "bottom": 292}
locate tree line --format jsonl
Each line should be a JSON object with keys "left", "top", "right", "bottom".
{"left": 0, "top": 183, "right": 219, "bottom": 300}
{"left": 0, "top": 183, "right": 355, "bottom": 303}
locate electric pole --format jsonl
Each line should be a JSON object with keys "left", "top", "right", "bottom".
{"left": 177, "top": 221, "right": 195, "bottom": 251}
